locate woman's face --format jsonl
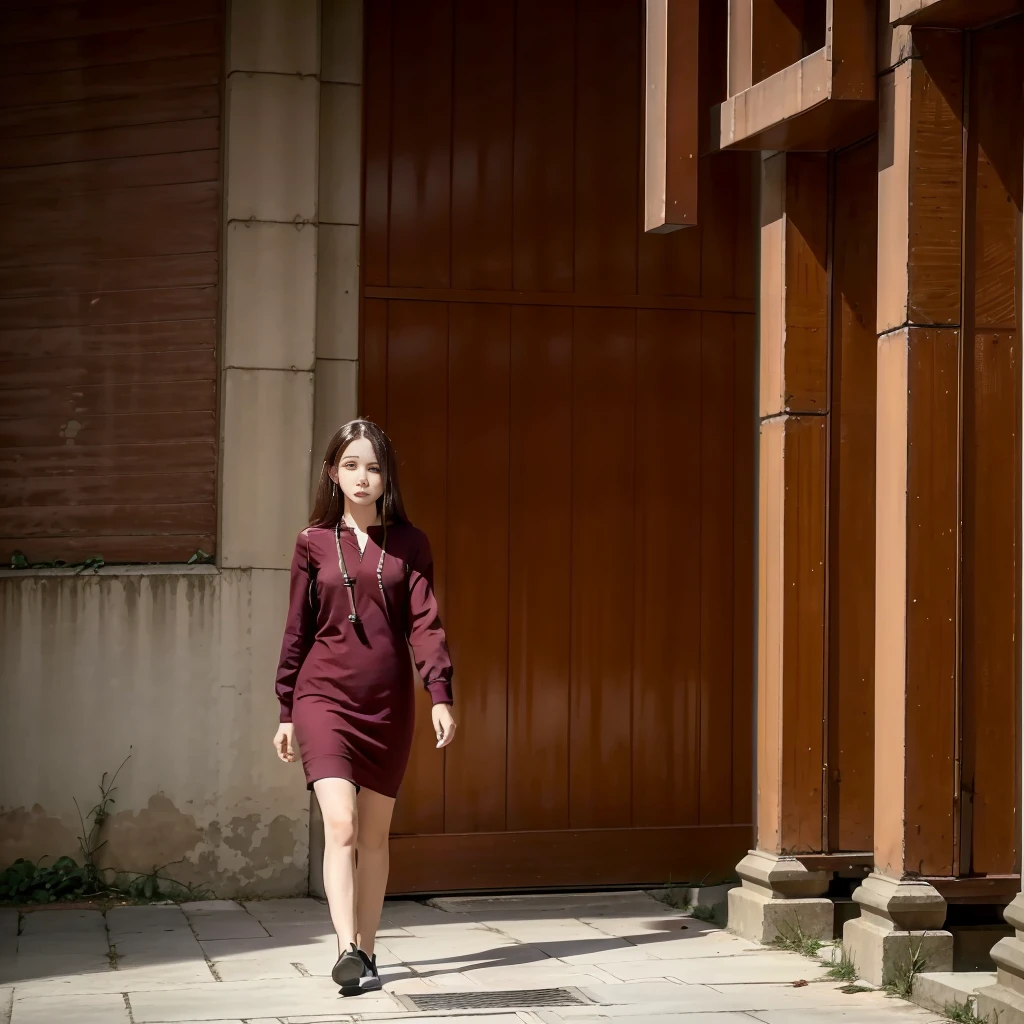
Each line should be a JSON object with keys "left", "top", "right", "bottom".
{"left": 330, "top": 437, "right": 385, "bottom": 510}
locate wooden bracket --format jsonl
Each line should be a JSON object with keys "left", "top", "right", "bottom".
{"left": 644, "top": 0, "right": 699, "bottom": 232}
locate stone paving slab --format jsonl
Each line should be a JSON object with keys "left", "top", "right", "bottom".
{"left": 0, "top": 952, "right": 110, "bottom": 985}
{"left": 11, "top": 991, "right": 131, "bottom": 1024}
{"left": 18, "top": 909, "right": 104, "bottom": 935}
{"left": 748, "top": 1009, "right": 943, "bottom": 1023}
{"left": 180, "top": 901, "right": 269, "bottom": 941}
{"left": 1, "top": 893, "right": 949, "bottom": 1024}
{"left": 129, "top": 978, "right": 402, "bottom": 1022}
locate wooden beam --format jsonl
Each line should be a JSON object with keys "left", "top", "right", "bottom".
{"left": 876, "top": 30, "right": 963, "bottom": 332}
{"left": 387, "top": 824, "right": 752, "bottom": 893}
{"left": 712, "top": 0, "right": 876, "bottom": 152}
{"left": 644, "top": 0, "right": 699, "bottom": 233}
{"left": 891, "top": 0, "right": 1024, "bottom": 29}
{"left": 728, "top": 0, "right": 753, "bottom": 96}
{"left": 930, "top": 876, "right": 1022, "bottom": 905}
{"left": 873, "top": 29, "right": 964, "bottom": 881}
{"left": 756, "top": 152, "right": 830, "bottom": 856}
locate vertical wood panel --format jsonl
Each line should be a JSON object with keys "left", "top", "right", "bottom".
{"left": 512, "top": 0, "right": 575, "bottom": 292}
{"left": 700, "top": 152, "right": 754, "bottom": 301}
{"left": 904, "top": 328, "right": 959, "bottom": 877}
{"left": 960, "top": 17, "right": 1024, "bottom": 876}
{"left": 507, "top": 305, "right": 573, "bottom": 831}
{"left": 570, "top": 307, "right": 635, "bottom": 828}
{"left": 699, "top": 313, "right": 736, "bottom": 824}
{"left": 574, "top": 0, "right": 639, "bottom": 294}
{"left": 731, "top": 313, "right": 756, "bottom": 826}
{"left": 450, "top": 0, "right": 514, "bottom": 290}
{"left": 386, "top": 300, "right": 449, "bottom": 837}
{"left": 444, "top": 303, "right": 511, "bottom": 833}
{"left": 828, "top": 139, "right": 877, "bottom": 853}
{"left": 388, "top": 0, "right": 452, "bottom": 288}
{"left": 962, "top": 330, "right": 1019, "bottom": 874}
{"left": 362, "top": 0, "right": 392, "bottom": 287}
{"left": 361, "top": 299, "right": 388, "bottom": 424}
{"left": 632, "top": 309, "right": 702, "bottom": 827}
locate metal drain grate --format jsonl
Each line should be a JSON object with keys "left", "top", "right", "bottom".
{"left": 406, "top": 987, "right": 586, "bottom": 1011}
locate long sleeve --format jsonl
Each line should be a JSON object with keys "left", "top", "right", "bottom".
{"left": 406, "top": 532, "right": 454, "bottom": 705}
{"left": 275, "top": 532, "right": 316, "bottom": 723}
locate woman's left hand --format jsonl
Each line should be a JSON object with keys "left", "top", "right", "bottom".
{"left": 432, "top": 703, "right": 457, "bottom": 749}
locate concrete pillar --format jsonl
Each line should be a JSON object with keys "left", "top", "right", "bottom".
{"left": 975, "top": 67, "right": 1024, "bottom": 1024}
{"left": 219, "top": 0, "right": 324, "bottom": 888}
{"left": 221, "top": 0, "right": 320, "bottom": 571}
{"left": 727, "top": 152, "right": 833, "bottom": 945}
{"left": 843, "top": 29, "right": 963, "bottom": 987}
{"left": 311, "top": 0, "right": 362, "bottom": 502}
{"left": 307, "top": 0, "right": 364, "bottom": 898}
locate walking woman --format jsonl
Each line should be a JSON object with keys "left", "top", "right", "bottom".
{"left": 272, "top": 419, "right": 456, "bottom": 995}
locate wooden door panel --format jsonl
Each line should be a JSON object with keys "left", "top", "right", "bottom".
{"left": 388, "top": 0, "right": 452, "bottom": 289}
{"left": 444, "top": 303, "right": 511, "bottom": 833}
{"left": 364, "top": 0, "right": 757, "bottom": 891}
{"left": 569, "top": 307, "right": 637, "bottom": 829}
{"left": 632, "top": 310, "right": 702, "bottom": 827}
{"left": 512, "top": 0, "right": 575, "bottom": 293}
{"left": 507, "top": 305, "right": 574, "bottom": 832}
{"left": 450, "top": 0, "right": 515, "bottom": 291}
{"left": 387, "top": 300, "right": 449, "bottom": 837}
{"left": 574, "top": 0, "right": 640, "bottom": 295}
{"left": 699, "top": 313, "right": 737, "bottom": 825}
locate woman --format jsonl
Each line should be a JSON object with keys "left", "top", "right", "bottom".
{"left": 272, "top": 419, "right": 456, "bottom": 995}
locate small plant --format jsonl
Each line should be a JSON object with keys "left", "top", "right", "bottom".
{"left": 691, "top": 903, "right": 718, "bottom": 923}
{"left": 840, "top": 984, "right": 873, "bottom": 994}
{"left": 826, "top": 944, "right": 858, "bottom": 982}
{"left": 0, "top": 753, "right": 210, "bottom": 907}
{"left": 771, "top": 920, "right": 824, "bottom": 959}
{"left": 943, "top": 999, "right": 991, "bottom": 1024}
{"left": 884, "top": 937, "right": 929, "bottom": 1000}
{"left": 659, "top": 876, "right": 692, "bottom": 911}
{"left": 0, "top": 856, "right": 97, "bottom": 904}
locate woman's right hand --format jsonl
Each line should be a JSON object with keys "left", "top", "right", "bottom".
{"left": 274, "top": 723, "right": 297, "bottom": 763}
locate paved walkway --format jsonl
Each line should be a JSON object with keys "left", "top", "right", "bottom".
{"left": 1, "top": 892, "right": 945, "bottom": 1023}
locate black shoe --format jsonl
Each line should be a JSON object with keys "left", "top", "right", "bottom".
{"left": 332, "top": 943, "right": 364, "bottom": 993}
{"left": 358, "top": 949, "right": 382, "bottom": 992}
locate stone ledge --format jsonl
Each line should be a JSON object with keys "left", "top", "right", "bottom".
{"left": 0, "top": 565, "right": 220, "bottom": 579}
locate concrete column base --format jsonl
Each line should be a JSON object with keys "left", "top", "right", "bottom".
{"left": 842, "top": 873, "right": 953, "bottom": 987}
{"left": 976, "top": 893, "right": 1024, "bottom": 1024}
{"left": 726, "top": 850, "right": 833, "bottom": 944}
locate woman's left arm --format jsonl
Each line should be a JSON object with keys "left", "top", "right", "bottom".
{"left": 406, "top": 533, "right": 456, "bottom": 746}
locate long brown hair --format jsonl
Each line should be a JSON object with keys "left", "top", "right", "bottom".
{"left": 309, "top": 419, "right": 409, "bottom": 527}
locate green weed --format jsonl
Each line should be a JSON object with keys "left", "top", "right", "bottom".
{"left": 826, "top": 945, "right": 858, "bottom": 982}
{"left": 943, "top": 999, "right": 992, "bottom": 1024}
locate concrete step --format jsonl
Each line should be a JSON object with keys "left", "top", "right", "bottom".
{"left": 913, "top": 970, "right": 997, "bottom": 1015}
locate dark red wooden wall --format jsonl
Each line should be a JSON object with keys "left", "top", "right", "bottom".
{"left": 0, "top": 0, "right": 221, "bottom": 565}
{"left": 361, "top": 0, "right": 759, "bottom": 892}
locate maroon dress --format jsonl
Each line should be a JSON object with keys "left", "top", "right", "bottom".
{"left": 274, "top": 520, "right": 453, "bottom": 798}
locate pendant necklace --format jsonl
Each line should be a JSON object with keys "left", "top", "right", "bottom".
{"left": 335, "top": 518, "right": 387, "bottom": 624}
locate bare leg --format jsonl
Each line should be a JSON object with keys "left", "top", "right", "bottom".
{"left": 354, "top": 787, "right": 396, "bottom": 957}
{"left": 312, "top": 778, "right": 359, "bottom": 956}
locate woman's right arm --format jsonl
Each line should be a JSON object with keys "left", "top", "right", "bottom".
{"left": 275, "top": 531, "right": 316, "bottom": 724}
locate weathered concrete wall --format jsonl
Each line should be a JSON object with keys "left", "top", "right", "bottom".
{"left": 0, "top": 566, "right": 310, "bottom": 896}
{"left": 0, "top": 0, "right": 363, "bottom": 898}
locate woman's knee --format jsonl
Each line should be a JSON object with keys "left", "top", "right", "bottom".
{"left": 323, "top": 809, "right": 357, "bottom": 848}
{"left": 355, "top": 825, "right": 389, "bottom": 857}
